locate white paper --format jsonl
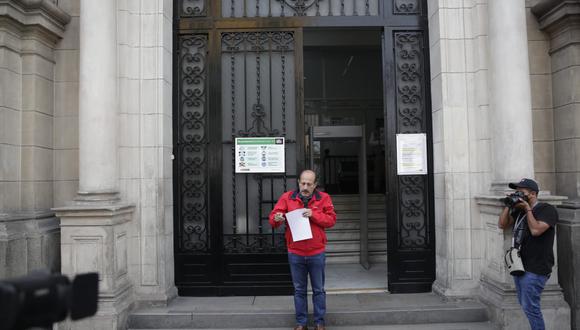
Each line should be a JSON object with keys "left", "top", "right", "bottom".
{"left": 396, "top": 133, "right": 428, "bottom": 175}
{"left": 285, "top": 208, "right": 313, "bottom": 242}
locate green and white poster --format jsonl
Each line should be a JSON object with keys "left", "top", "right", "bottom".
{"left": 235, "top": 137, "right": 285, "bottom": 173}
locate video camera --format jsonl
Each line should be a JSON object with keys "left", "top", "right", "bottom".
{"left": 500, "top": 190, "right": 527, "bottom": 208}
{"left": 0, "top": 271, "right": 98, "bottom": 330}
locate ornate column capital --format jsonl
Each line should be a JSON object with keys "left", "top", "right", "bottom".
{"left": 0, "top": 0, "right": 70, "bottom": 40}
{"left": 532, "top": 0, "right": 580, "bottom": 52}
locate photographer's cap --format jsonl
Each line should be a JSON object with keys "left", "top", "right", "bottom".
{"left": 509, "top": 178, "right": 539, "bottom": 193}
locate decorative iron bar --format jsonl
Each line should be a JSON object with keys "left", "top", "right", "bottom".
{"left": 221, "top": 31, "right": 296, "bottom": 253}
{"left": 398, "top": 176, "right": 428, "bottom": 248}
{"left": 220, "top": 0, "right": 379, "bottom": 17}
{"left": 222, "top": 32, "right": 294, "bottom": 137}
{"left": 394, "top": 0, "right": 420, "bottom": 15}
{"left": 178, "top": 35, "right": 209, "bottom": 252}
{"left": 395, "top": 32, "right": 424, "bottom": 133}
{"left": 394, "top": 31, "right": 428, "bottom": 249}
{"left": 180, "top": 0, "right": 207, "bottom": 17}
{"left": 223, "top": 234, "right": 286, "bottom": 253}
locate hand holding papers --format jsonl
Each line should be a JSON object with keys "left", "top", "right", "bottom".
{"left": 285, "top": 208, "right": 313, "bottom": 242}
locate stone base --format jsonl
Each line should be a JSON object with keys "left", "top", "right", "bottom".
{"left": 479, "top": 275, "right": 570, "bottom": 330}
{"left": 58, "top": 283, "right": 133, "bottom": 330}
{"left": 133, "top": 286, "right": 179, "bottom": 309}
{"left": 54, "top": 201, "right": 135, "bottom": 329}
{"left": 557, "top": 203, "right": 580, "bottom": 330}
{"left": 0, "top": 211, "right": 60, "bottom": 278}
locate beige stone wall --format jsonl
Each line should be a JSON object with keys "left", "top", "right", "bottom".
{"left": 429, "top": 0, "right": 490, "bottom": 297}
{"left": 0, "top": 0, "right": 69, "bottom": 278}
{"left": 526, "top": 0, "right": 556, "bottom": 194}
{"left": 52, "top": 0, "right": 175, "bottom": 303}
{"left": 0, "top": 28, "right": 23, "bottom": 212}
{"left": 116, "top": 0, "right": 175, "bottom": 302}
{"left": 0, "top": 16, "right": 60, "bottom": 212}
{"left": 54, "top": 0, "right": 80, "bottom": 207}
{"left": 429, "top": 0, "right": 557, "bottom": 297}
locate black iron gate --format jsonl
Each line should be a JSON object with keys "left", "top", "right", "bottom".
{"left": 174, "top": 0, "right": 434, "bottom": 295}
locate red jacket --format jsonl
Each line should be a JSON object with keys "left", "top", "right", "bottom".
{"left": 269, "top": 190, "right": 336, "bottom": 256}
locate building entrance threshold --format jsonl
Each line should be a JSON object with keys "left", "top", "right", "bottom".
{"left": 323, "top": 262, "right": 387, "bottom": 294}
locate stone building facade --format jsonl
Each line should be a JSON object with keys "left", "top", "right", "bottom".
{"left": 1, "top": 0, "right": 580, "bottom": 329}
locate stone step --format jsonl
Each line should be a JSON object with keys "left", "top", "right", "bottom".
{"left": 326, "top": 229, "right": 386, "bottom": 241}
{"left": 326, "top": 240, "right": 387, "bottom": 253}
{"left": 325, "top": 252, "right": 387, "bottom": 264}
{"left": 131, "top": 322, "right": 497, "bottom": 330}
{"left": 333, "top": 202, "right": 386, "bottom": 211}
{"left": 331, "top": 194, "right": 386, "bottom": 203}
{"left": 335, "top": 210, "right": 387, "bottom": 220}
{"left": 128, "top": 293, "right": 490, "bottom": 329}
{"left": 332, "top": 219, "right": 386, "bottom": 230}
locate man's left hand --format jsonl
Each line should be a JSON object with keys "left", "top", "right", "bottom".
{"left": 303, "top": 209, "right": 312, "bottom": 218}
{"left": 516, "top": 198, "right": 530, "bottom": 210}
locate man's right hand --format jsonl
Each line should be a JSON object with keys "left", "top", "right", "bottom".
{"left": 274, "top": 212, "right": 285, "bottom": 222}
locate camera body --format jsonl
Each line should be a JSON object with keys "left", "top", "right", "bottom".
{"left": 501, "top": 190, "right": 527, "bottom": 208}
{"left": 0, "top": 271, "right": 98, "bottom": 330}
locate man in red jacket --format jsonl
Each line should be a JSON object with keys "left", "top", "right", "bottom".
{"left": 269, "top": 170, "right": 337, "bottom": 330}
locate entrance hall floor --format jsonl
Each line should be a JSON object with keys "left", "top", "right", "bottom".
{"left": 325, "top": 263, "right": 387, "bottom": 293}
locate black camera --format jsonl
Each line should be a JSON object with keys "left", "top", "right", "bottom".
{"left": 0, "top": 271, "right": 98, "bottom": 330}
{"left": 500, "top": 190, "right": 527, "bottom": 208}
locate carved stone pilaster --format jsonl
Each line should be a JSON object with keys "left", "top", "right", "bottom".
{"left": 533, "top": 3, "right": 580, "bottom": 328}
{"left": 54, "top": 204, "right": 135, "bottom": 330}
{"left": 0, "top": 211, "right": 60, "bottom": 278}
{"left": 556, "top": 202, "right": 580, "bottom": 329}
{"left": 475, "top": 194, "right": 570, "bottom": 329}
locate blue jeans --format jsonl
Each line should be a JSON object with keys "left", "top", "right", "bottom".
{"left": 288, "top": 252, "right": 326, "bottom": 326}
{"left": 513, "top": 272, "right": 549, "bottom": 330}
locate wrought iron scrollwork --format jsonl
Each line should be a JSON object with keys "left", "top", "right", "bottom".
{"left": 223, "top": 0, "right": 378, "bottom": 17}
{"left": 394, "top": 0, "right": 420, "bottom": 15}
{"left": 178, "top": 35, "right": 209, "bottom": 252}
{"left": 394, "top": 31, "right": 428, "bottom": 250}
{"left": 180, "top": 0, "right": 207, "bottom": 17}
{"left": 399, "top": 176, "right": 427, "bottom": 248}
{"left": 222, "top": 31, "right": 295, "bottom": 137}
{"left": 395, "top": 32, "right": 424, "bottom": 133}
{"left": 276, "top": 0, "right": 320, "bottom": 16}
{"left": 223, "top": 234, "right": 287, "bottom": 253}
{"left": 221, "top": 31, "right": 296, "bottom": 253}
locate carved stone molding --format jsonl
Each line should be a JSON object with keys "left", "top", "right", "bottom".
{"left": 474, "top": 194, "right": 570, "bottom": 329}
{"left": 0, "top": 0, "right": 70, "bottom": 40}
{"left": 0, "top": 211, "right": 60, "bottom": 278}
{"left": 532, "top": 0, "right": 580, "bottom": 52}
{"left": 54, "top": 203, "right": 135, "bottom": 329}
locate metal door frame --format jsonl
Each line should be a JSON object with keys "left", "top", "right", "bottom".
{"left": 173, "top": 0, "right": 434, "bottom": 296}
{"left": 309, "top": 125, "right": 369, "bottom": 269}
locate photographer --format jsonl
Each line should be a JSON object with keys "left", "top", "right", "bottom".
{"left": 498, "top": 178, "right": 558, "bottom": 330}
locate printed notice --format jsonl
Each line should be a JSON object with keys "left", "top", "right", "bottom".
{"left": 285, "top": 208, "right": 313, "bottom": 242}
{"left": 235, "top": 137, "right": 285, "bottom": 173}
{"left": 396, "top": 133, "right": 428, "bottom": 175}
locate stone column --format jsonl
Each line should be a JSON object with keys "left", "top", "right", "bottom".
{"left": 77, "top": 0, "right": 118, "bottom": 200}
{"left": 478, "top": 1, "right": 570, "bottom": 329}
{"left": 53, "top": 0, "right": 135, "bottom": 328}
{"left": 488, "top": 0, "right": 535, "bottom": 193}
{"left": 533, "top": 1, "right": 580, "bottom": 328}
